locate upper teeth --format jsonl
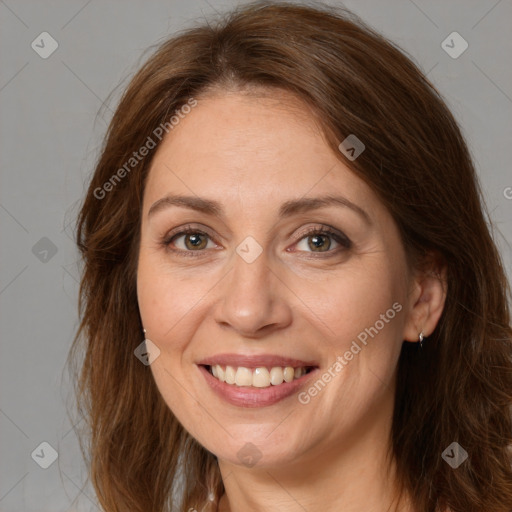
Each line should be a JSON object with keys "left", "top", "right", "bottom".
{"left": 210, "top": 365, "right": 308, "bottom": 388}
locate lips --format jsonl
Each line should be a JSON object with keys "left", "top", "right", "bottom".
{"left": 196, "top": 353, "right": 319, "bottom": 369}
{"left": 197, "top": 364, "right": 320, "bottom": 407}
{"left": 196, "top": 353, "right": 320, "bottom": 407}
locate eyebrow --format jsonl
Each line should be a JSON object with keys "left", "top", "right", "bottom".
{"left": 148, "top": 193, "right": 371, "bottom": 224}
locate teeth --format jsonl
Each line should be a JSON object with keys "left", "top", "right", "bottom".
{"left": 209, "top": 365, "right": 309, "bottom": 388}
{"left": 225, "top": 365, "right": 236, "bottom": 385}
{"left": 270, "top": 367, "right": 284, "bottom": 385}
{"left": 252, "top": 367, "right": 270, "bottom": 388}
{"left": 284, "top": 367, "right": 295, "bottom": 382}
{"left": 235, "top": 367, "right": 253, "bottom": 386}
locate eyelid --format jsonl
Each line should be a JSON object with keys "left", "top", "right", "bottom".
{"left": 164, "top": 223, "right": 213, "bottom": 238}
{"left": 162, "top": 224, "right": 218, "bottom": 247}
{"left": 294, "top": 224, "right": 351, "bottom": 246}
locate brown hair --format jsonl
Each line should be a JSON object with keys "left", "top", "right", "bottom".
{"left": 67, "top": 2, "right": 512, "bottom": 511}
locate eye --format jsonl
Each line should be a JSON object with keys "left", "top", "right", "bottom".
{"left": 294, "top": 226, "right": 351, "bottom": 254}
{"left": 162, "top": 225, "right": 217, "bottom": 256}
{"left": 161, "top": 224, "right": 351, "bottom": 257}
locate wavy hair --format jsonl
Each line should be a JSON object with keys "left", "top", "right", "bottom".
{"left": 67, "top": 2, "right": 512, "bottom": 511}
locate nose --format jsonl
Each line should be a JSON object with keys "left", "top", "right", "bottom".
{"left": 214, "top": 247, "right": 293, "bottom": 338}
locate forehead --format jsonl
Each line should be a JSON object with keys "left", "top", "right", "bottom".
{"left": 152, "top": 90, "right": 328, "bottom": 168}
{"left": 143, "top": 90, "right": 380, "bottom": 221}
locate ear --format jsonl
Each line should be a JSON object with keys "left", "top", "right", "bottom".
{"left": 402, "top": 253, "right": 447, "bottom": 343}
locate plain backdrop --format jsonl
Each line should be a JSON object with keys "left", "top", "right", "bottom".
{"left": 1, "top": 0, "right": 511, "bottom": 510}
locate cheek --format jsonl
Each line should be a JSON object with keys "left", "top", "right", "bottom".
{"left": 302, "top": 260, "right": 404, "bottom": 346}
{"left": 137, "top": 253, "right": 211, "bottom": 346}
{"left": 137, "top": 260, "right": 206, "bottom": 428}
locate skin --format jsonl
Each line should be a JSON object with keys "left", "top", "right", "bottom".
{"left": 136, "top": 88, "right": 447, "bottom": 512}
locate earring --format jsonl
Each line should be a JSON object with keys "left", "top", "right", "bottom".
{"left": 418, "top": 331, "right": 424, "bottom": 349}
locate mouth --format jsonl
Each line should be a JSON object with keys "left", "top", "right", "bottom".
{"left": 197, "top": 361, "right": 320, "bottom": 408}
{"left": 202, "top": 364, "right": 317, "bottom": 388}
{"left": 196, "top": 353, "right": 320, "bottom": 407}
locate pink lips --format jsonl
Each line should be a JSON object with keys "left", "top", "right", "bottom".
{"left": 196, "top": 353, "right": 319, "bottom": 408}
{"left": 197, "top": 353, "right": 318, "bottom": 369}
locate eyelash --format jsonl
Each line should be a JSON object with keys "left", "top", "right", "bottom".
{"left": 161, "top": 224, "right": 352, "bottom": 258}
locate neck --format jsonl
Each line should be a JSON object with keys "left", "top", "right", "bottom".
{"left": 216, "top": 390, "right": 413, "bottom": 512}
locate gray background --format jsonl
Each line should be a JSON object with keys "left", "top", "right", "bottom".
{"left": 1, "top": 0, "right": 511, "bottom": 510}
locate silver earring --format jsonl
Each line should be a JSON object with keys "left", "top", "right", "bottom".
{"left": 419, "top": 331, "right": 424, "bottom": 349}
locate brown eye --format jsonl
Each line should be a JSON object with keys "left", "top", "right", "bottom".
{"left": 163, "top": 228, "right": 214, "bottom": 253}
{"left": 181, "top": 232, "right": 208, "bottom": 250}
{"left": 309, "top": 234, "right": 332, "bottom": 252}
{"left": 295, "top": 227, "right": 351, "bottom": 254}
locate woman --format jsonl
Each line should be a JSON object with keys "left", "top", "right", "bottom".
{"left": 68, "top": 2, "right": 512, "bottom": 511}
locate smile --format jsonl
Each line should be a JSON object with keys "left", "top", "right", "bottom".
{"left": 207, "top": 364, "right": 315, "bottom": 388}
{"left": 197, "top": 364, "right": 320, "bottom": 408}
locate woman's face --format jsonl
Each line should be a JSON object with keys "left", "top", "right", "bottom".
{"left": 137, "top": 90, "right": 421, "bottom": 469}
